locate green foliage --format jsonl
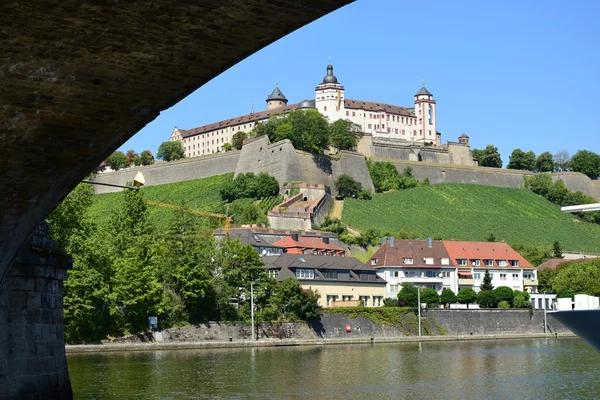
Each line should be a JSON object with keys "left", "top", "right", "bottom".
{"left": 477, "top": 290, "right": 497, "bottom": 308}
{"left": 513, "top": 290, "right": 531, "bottom": 308}
{"left": 383, "top": 297, "right": 399, "bottom": 307}
{"left": 266, "top": 278, "right": 322, "bottom": 321}
{"left": 105, "top": 151, "right": 128, "bottom": 171}
{"left": 342, "top": 183, "right": 600, "bottom": 253}
{"left": 480, "top": 270, "right": 494, "bottom": 291}
{"left": 47, "top": 184, "right": 94, "bottom": 249}
{"left": 552, "top": 241, "right": 563, "bottom": 258}
{"left": 226, "top": 198, "right": 267, "bottom": 225}
{"left": 487, "top": 233, "right": 496, "bottom": 242}
{"left": 457, "top": 287, "right": 478, "bottom": 306}
{"left": 536, "top": 151, "right": 555, "bottom": 172}
{"left": 498, "top": 300, "right": 510, "bottom": 309}
{"left": 510, "top": 243, "right": 553, "bottom": 267}
{"left": 507, "top": 149, "right": 536, "bottom": 171}
{"left": 223, "top": 142, "right": 233, "bottom": 152}
{"left": 570, "top": 149, "right": 600, "bottom": 179}
{"left": 420, "top": 288, "right": 440, "bottom": 307}
{"left": 358, "top": 190, "right": 373, "bottom": 200}
{"left": 397, "top": 283, "right": 419, "bottom": 307}
{"left": 126, "top": 149, "right": 139, "bottom": 167}
{"left": 326, "top": 307, "right": 422, "bottom": 335}
{"left": 220, "top": 172, "right": 280, "bottom": 203}
{"left": 473, "top": 145, "right": 502, "bottom": 168}
{"left": 318, "top": 217, "right": 346, "bottom": 235}
{"left": 366, "top": 159, "right": 419, "bottom": 192}
{"left": 538, "top": 268, "right": 557, "bottom": 293}
{"left": 335, "top": 174, "right": 362, "bottom": 199}
{"left": 549, "top": 259, "right": 600, "bottom": 297}
{"left": 262, "top": 109, "right": 330, "bottom": 153}
{"left": 157, "top": 141, "right": 185, "bottom": 162}
{"left": 329, "top": 119, "right": 364, "bottom": 151}
{"left": 494, "top": 287, "right": 514, "bottom": 307}
{"left": 231, "top": 131, "right": 247, "bottom": 150}
{"left": 139, "top": 149, "right": 155, "bottom": 166}
{"left": 440, "top": 288, "right": 457, "bottom": 305}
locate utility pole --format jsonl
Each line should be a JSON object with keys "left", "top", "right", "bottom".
{"left": 251, "top": 283, "right": 255, "bottom": 341}
{"left": 543, "top": 291, "right": 547, "bottom": 334}
{"left": 418, "top": 287, "right": 422, "bottom": 337}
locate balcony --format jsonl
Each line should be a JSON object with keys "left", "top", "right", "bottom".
{"left": 524, "top": 279, "right": 538, "bottom": 287}
{"left": 402, "top": 277, "right": 444, "bottom": 284}
{"left": 458, "top": 278, "right": 475, "bottom": 285}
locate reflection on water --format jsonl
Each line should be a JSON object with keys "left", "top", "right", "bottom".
{"left": 68, "top": 338, "right": 600, "bottom": 399}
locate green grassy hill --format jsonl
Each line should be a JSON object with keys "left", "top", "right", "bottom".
{"left": 89, "top": 173, "right": 233, "bottom": 228}
{"left": 342, "top": 183, "right": 600, "bottom": 253}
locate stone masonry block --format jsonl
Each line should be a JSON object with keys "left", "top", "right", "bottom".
{"left": 7, "top": 308, "right": 26, "bottom": 325}
{"left": 7, "top": 291, "right": 27, "bottom": 308}
{"left": 15, "top": 375, "right": 38, "bottom": 395}
{"left": 26, "top": 292, "right": 41, "bottom": 309}
{"left": 6, "top": 277, "right": 35, "bottom": 292}
{"left": 0, "top": 375, "right": 16, "bottom": 397}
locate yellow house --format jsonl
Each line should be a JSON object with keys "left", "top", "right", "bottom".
{"left": 262, "top": 254, "right": 387, "bottom": 307}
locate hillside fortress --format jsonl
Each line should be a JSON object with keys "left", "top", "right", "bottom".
{"left": 168, "top": 64, "right": 475, "bottom": 166}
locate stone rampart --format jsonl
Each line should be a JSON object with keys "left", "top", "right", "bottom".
{"left": 92, "top": 151, "right": 240, "bottom": 194}
{"left": 333, "top": 151, "right": 375, "bottom": 192}
{"left": 0, "top": 223, "right": 72, "bottom": 399}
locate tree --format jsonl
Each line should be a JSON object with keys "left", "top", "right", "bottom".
{"left": 366, "top": 159, "right": 419, "bottom": 192}
{"left": 536, "top": 151, "right": 555, "bottom": 172}
{"left": 269, "top": 278, "right": 321, "bottom": 321}
{"left": 554, "top": 150, "right": 571, "bottom": 172}
{"left": 513, "top": 290, "right": 531, "bottom": 308}
{"left": 507, "top": 149, "right": 536, "bottom": 171}
{"left": 397, "top": 283, "right": 419, "bottom": 307}
{"left": 329, "top": 119, "right": 364, "bottom": 151}
{"left": 157, "top": 141, "right": 185, "bottom": 162}
{"left": 125, "top": 149, "right": 139, "bottom": 167}
{"left": 553, "top": 241, "right": 563, "bottom": 258}
{"left": 494, "top": 286, "right": 514, "bottom": 307}
{"left": 457, "top": 287, "right": 478, "bottom": 307}
{"left": 105, "top": 151, "right": 128, "bottom": 171}
{"left": 220, "top": 172, "right": 279, "bottom": 202}
{"left": 570, "top": 150, "right": 600, "bottom": 180}
{"left": 551, "top": 259, "right": 600, "bottom": 297}
{"left": 480, "top": 269, "right": 494, "bottom": 291}
{"left": 538, "top": 268, "right": 558, "bottom": 293}
{"left": 231, "top": 131, "right": 248, "bottom": 150}
{"left": 263, "top": 109, "right": 330, "bottom": 153}
{"left": 474, "top": 145, "right": 502, "bottom": 168}
{"left": 223, "top": 143, "right": 233, "bottom": 152}
{"left": 335, "top": 174, "right": 362, "bottom": 198}
{"left": 440, "top": 288, "right": 457, "bottom": 307}
{"left": 420, "top": 288, "right": 440, "bottom": 307}
{"left": 486, "top": 233, "right": 496, "bottom": 242}
{"left": 498, "top": 300, "right": 510, "bottom": 309}
{"left": 139, "top": 149, "right": 155, "bottom": 166}
{"left": 477, "top": 290, "right": 497, "bottom": 308}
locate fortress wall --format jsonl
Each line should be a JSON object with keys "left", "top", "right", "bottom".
{"left": 420, "top": 148, "right": 451, "bottom": 164}
{"left": 91, "top": 152, "right": 240, "bottom": 193}
{"left": 373, "top": 145, "right": 418, "bottom": 161}
{"left": 552, "top": 173, "right": 600, "bottom": 200}
{"left": 447, "top": 143, "right": 475, "bottom": 166}
{"left": 294, "top": 151, "right": 334, "bottom": 187}
{"left": 332, "top": 151, "right": 375, "bottom": 192}
{"left": 357, "top": 134, "right": 374, "bottom": 157}
{"left": 235, "top": 137, "right": 303, "bottom": 185}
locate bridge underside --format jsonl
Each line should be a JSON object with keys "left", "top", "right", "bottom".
{"left": 0, "top": 0, "right": 353, "bottom": 282}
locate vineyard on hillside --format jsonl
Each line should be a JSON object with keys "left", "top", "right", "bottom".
{"left": 342, "top": 183, "right": 600, "bottom": 253}
{"left": 89, "top": 173, "right": 234, "bottom": 228}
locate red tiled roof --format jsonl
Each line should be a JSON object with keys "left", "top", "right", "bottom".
{"left": 344, "top": 99, "right": 415, "bottom": 117}
{"left": 369, "top": 239, "right": 452, "bottom": 268}
{"left": 273, "top": 236, "right": 344, "bottom": 252}
{"left": 536, "top": 258, "right": 587, "bottom": 271}
{"left": 442, "top": 241, "right": 533, "bottom": 269}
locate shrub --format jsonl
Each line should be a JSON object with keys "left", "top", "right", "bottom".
{"left": 358, "top": 190, "right": 373, "bottom": 200}
{"left": 478, "top": 290, "right": 497, "bottom": 308}
{"left": 335, "top": 174, "right": 362, "bottom": 199}
{"left": 498, "top": 300, "right": 510, "bottom": 309}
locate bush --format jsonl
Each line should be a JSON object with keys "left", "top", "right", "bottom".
{"left": 358, "top": 190, "right": 373, "bottom": 200}
{"left": 440, "top": 288, "right": 457, "bottom": 306}
{"left": 220, "top": 172, "right": 279, "bottom": 202}
{"left": 383, "top": 297, "right": 399, "bottom": 307}
{"left": 477, "top": 290, "right": 497, "bottom": 308}
{"left": 335, "top": 174, "right": 362, "bottom": 199}
{"left": 318, "top": 217, "right": 346, "bottom": 235}
{"left": 457, "top": 287, "right": 477, "bottom": 307}
{"left": 498, "top": 300, "right": 511, "bottom": 309}
{"left": 494, "top": 287, "right": 514, "bottom": 307}
{"left": 397, "top": 283, "right": 419, "bottom": 307}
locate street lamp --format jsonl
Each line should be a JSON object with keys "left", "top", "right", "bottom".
{"left": 251, "top": 282, "right": 255, "bottom": 341}
{"left": 417, "top": 286, "right": 422, "bottom": 337}
{"left": 543, "top": 291, "right": 547, "bottom": 334}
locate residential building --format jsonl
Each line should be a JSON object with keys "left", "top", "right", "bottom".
{"left": 272, "top": 234, "right": 345, "bottom": 256}
{"left": 217, "top": 229, "right": 285, "bottom": 256}
{"left": 369, "top": 237, "right": 457, "bottom": 297}
{"left": 262, "top": 254, "right": 386, "bottom": 307}
{"left": 442, "top": 241, "right": 536, "bottom": 293}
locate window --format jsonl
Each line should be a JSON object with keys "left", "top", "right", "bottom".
{"left": 404, "top": 271, "right": 416, "bottom": 278}
{"left": 474, "top": 273, "right": 481, "bottom": 280}
{"left": 484, "top": 259, "right": 493, "bottom": 267}
{"left": 268, "top": 270, "right": 279, "bottom": 278}
{"left": 524, "top": 272, "right": 534, "bottom": 280}
{"left": 390, "top": 284, "right": 400, "bottom": 292}
{"left": 425, "top": 270, "right": 438, "bottom": 278}
{"left": 359, "top": 296, "right": 370, "bottom": 307}
{"left": 324, "top": 106, "right": 327, "bottom": 111}
{"left": 373, "top": 296, "right": 383, "bottom": 307}
{"left": 424, "top": 257, "right": 434, "bottom": 265}
{"left": 326, "top": 295, "right": 338, "bottom": 306}
{"left": 352, "top": 111, "right": 355, "bottom": 117}
{"left": 402, "top": 258, "right": 414, "bottom": 264}
{"left": 471, "top": 259, "right": 481, "bottom": 266}
{"left": 395, "top": 128, "right": 398, "bottom": 134}
{"left": 440, "top": 271, "right": 450, "bottom": 278}
{"left": 368, "top": 124, "right": 372, "bottom": 129}
{"left": 342, "top": 295, "right": 353, "bottom": 301}
{"left": 391, "top": 271, "right": 399, "bottom": 278}
{"left": 295, "top": 269, "right": 314, "bottom": 279}
{"left": 370, "top": 258, "right": 379, "bottom": 266}
{"left": 323, "top": 270, "right": 338, "bottom": 280}
{"left": 500, "top": 273, "right": 507, "bottom": 280}
{"left": 439, "top": 258, "right": 449, "bottom": 265}
{"left": 512, "top": 273, "right": 519, "bottom": 280}
{"left": 498, "top": 260, "right": 507, "bottom": 267}
{"left": 346, "top": 111, "right": 349, "bottom": 116}
{"left": 510, "top": 260, "right": 520, "bottom": 267}
{"left": 457, "top": 259, "right": 467, "bottom": 266}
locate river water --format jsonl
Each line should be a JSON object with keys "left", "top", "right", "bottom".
{"left": 68, "top": 338, "right": 600, "bottom": 399}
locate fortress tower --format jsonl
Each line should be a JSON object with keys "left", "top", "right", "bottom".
{"left": 414, "top": 83, "right": 437, "bottom": 144}
{"left": 315, "top": 64, "right": 345, "bottom": 122}
{"left": 266, "top": 84, "right": 288, "bottom": 110}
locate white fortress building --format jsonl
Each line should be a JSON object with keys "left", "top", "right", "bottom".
{"left": 170, "top": 64, "right": 473, "bottom": 165}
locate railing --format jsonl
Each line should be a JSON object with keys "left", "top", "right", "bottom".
{"left": 458, "top": 278, "right": 475, "bottom": 285}
{"left": 524, "top": 279, "right": 538, "bottom": 286}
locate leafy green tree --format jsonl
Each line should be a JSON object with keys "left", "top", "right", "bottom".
{"left": 231, "top": 131, "right": 248, "bottom": 150}
{"left": 513, "top": 290, "right": 531, "bottom": 308}
{"left": 157, "top": 141, "right": 185, "bottom": 161}
{"left": 329, "top": 119, "right": 364, "bottom": 151}
{"left": 498, "top": 300, "right": 510, "bottom": 309}
{"left": 268, "top": 278, "right": 321, "bottom": 321}
{"left": 397, "top": 283, "right": 419, "bottom": 307}
{"left": 552, "top": 241, "right": 563, "bottom": 258}
{"left": 538, "top": 268, "right": 558, "bottom": 293}
{"left": 125, "top": 149, "right": 139, "bottom": 167}
{"left": 139, "top": 149, "right": 155, "bottom": 166}
{"left": 570, "top": 150, "right": 600, "bottom": 180}
{"left": 554, "top": 150, "right": 571, "bottom": 172}
{"left": 494, "top": 286, "right": 514, "bottom": 307}
{"left": 510, "top": 243, "right": 553, "bottom": 267}
{"left": 383, "top": 297, "right": 399, "bottom": 307}
{"left": 474, "top": 145, "right": 502, "bottom": 168}
{"left": 480, "top": 270, "right": 494, "bottom": 291}
{"left": 220, "top": 172, "right": 279, "bottom": 202}
{"left": 486, "top": 233, "right": 496, "bottom": 242}
{"left": 420, "top": 288, "right": 440, "bottom": 307}
{"left": 477, "top": 290, "right": 497, "bottom": 308}
{"left": 551, "top": 259, "right": 600, "bottom": 296}
{"left": 105, "top": 151, "right": 128, "bottom": 171}
{"left": 250, "top": 122, "right": 267, "bottom": 138}
{"left": 457, "top": 287, "right": 477, "bottom": 307}
{"left": 440, "top": 288, "right": 457, "bottom": 306}
{"left": 263, "top": 109, "right": 330, "bottom": 153}
{"left": 223, "top": 142, "right": 233, "bottom": 152}
{"left": 507, "top": 149, "right": 536, "bottom": 171}
{"left": 47, "top": 184, "right": 94, "bottom": 249}
{"left": 536, "top": 151, "right": 555, "bottom": 172}
{"left": 335, "top": 174, "right": 362, "bottom": 198}
{"left": 357, "top": 190, "right": 372, "bottom": 200}
{"left": 354, "top": 228, "right": 381, "bottom": 248}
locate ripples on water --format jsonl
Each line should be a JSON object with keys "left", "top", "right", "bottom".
{"left": 68, "top": 338, "right": 600, "bottom": 399}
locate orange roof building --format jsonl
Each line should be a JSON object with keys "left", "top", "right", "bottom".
{"left": 272, "top": 234, "right": 346, "bottom": 257}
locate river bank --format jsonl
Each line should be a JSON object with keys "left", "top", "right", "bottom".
{"left": 66, "top": 332, "right": 576, "bottom": 354}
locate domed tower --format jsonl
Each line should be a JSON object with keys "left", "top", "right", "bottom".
{"left": 315, "top": 64, "right": 345, "bottom": 122}
{"left": 266, "top": 85, "right": 288, "bottom": 110}
{"left": 297, "top": 99, "right": 316, "bottom": 110}
{"left": 414, "top": 82, "right": 436, "bottom": 144}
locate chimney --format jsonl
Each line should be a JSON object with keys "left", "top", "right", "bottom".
{"left": 381, "top": 236, "right": 388, "bottom": 246}
{"left": 389, "top": 236, "right": 395, "bottom": 247}
{"left": 322, "top": 237, "right": 330, "bottom": 244}
{"left": 291, "top": 233, "right": 299, "bottom": 241}
{"left": 427, "top": 237, "right": 433, "bottom": 248}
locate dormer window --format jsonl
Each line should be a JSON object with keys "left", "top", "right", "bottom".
{"left": 371, "top": 258, "right": 379, "bottom": 266}
{"left": 498, "top": 260, "right": 507, "bottom": 267}
{"left": 457, "top": 259, "right": 467, "bottom": 266}
{"left": 471, "top": 259, "right": 481, "bottom": 266}
{"left": 510, "top": 260, "right": 520, "bottom": 267}
{"left": 402, "top": 258, "right": 414, "bottom": 264}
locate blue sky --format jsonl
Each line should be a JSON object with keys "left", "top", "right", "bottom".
{"left": 119, "top": 0, "right": 600, "bottom": 166}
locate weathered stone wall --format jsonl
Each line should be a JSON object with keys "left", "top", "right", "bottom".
{"left": 332, "top": 151, "right": 375, "bottom": 192}
{"left": 0, "top": 223, "right": 72, "bottom": 399}
{"left": 552, "top": 172, "right": 600, "bottom": 200}
{"left": 91, "top": 152, "right": 240, "bottom": 194}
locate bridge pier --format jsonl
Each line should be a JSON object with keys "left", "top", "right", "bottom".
{"left": 0, "top": 223, "right": 72, "bottom": 399}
